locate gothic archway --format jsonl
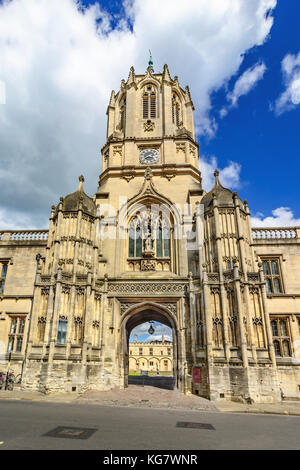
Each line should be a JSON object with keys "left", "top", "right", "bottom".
{"left": 118, "top": 302, "right": 181, "bottom": 390}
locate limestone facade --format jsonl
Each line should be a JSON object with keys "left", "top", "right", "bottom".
{"left": 129, "top": 336, "right": 173, "bottom": 373}
{"left": 0, "top": 64, "right": 300, "bottom": 402}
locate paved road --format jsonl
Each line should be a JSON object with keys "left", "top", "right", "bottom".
{"left": 0, "top": 400, "right": 299, "bottom": 450}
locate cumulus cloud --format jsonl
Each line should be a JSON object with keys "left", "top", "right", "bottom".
{"left": 199, "top": 155, "right": 241, "bottom": 192}
{"left": 274, "top": 51, "right": 300, "bottom": 115}
{"left": 225, "top": 61, "right": 267, "bottom": 110}
{"left": 130, "top": 322, "right": 172, "bottom": 342}
{"left": 251, "top": 207, "right": 300, "bottom": 227}
{"left": 0, "top": 0, "right": 277, "bottom": 228}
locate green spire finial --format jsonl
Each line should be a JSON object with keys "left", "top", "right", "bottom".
{"left": 148, "top": 50, "right": 153, "bottom": 69}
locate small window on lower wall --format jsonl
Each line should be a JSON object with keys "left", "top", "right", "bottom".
{"left": 271, "top": 317, "right": 291, "bottom": 357}
{"left": 7, "top": 315, "right": 26, "bottom": 353}
{"left": 57, "top": 318, "right": 67, "bottom": 345}
{"left": 0, "top": 260, "right": 9, "bottom": 294}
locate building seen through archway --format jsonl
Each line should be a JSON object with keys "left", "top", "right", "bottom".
{"left": 129, "top": 323, "right": 173, "bottom": 376}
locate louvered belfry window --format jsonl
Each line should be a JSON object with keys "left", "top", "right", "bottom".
{"left": 143, "top": 86, "right": 156, "bottom": 119}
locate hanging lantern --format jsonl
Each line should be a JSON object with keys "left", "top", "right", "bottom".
{"left": 148, "top": 321, "right": 155, "bottom": 335}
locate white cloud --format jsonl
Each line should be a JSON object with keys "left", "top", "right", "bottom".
{"left": 274, "top": 51, "right": 300, "bottom": 115}
{"left": 199, "top": 155, "right": 241, "bottom": 191}
{"left": 0, "top": 80, "right": 5, "bottom": 104}
{"left": 226, "top": 61, "right": 267, "bottom": 108}
{"left": 130, "top": 322, "right": 172, "bottom": 342}
{"left": 0, "top": 0, "right": 277, "bottom": 228}
{"left": 251, "top": 207, "right": 300, "bottom": 227}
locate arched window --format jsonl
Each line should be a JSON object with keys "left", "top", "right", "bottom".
{"left": 143, "top": 85, "right": 157, "bottom": 119}
{"left": 128, "top": 212, "right": 170, "bottom": 258}
{"left": 129, "top": 216, "right": 142, "bottom": 258}
{"left": 156, "top": 218, "right": 170, "bottom": 258}
{"left": 120, "top": 96, "right": 126, "bottom": 130}
{"left": 172, "top": 93, "right": 181, "bottom": 127}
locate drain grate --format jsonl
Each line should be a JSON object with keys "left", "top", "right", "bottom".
{"left": 176, "top": 422, "right": 215, "bottom": 430}
{"left": 43, "top": 426, "right": 97, "bottom": 440}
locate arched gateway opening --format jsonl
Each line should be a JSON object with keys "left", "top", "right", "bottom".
{"left": 119, "top": 302, "right": 181, "bottom": 390}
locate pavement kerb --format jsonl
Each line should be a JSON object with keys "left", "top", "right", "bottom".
{"left": 0, "top": 394, "right": 300, "bottom": 416}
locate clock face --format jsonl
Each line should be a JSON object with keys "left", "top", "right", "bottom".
{"left": 139, "top": 148, "right": 160, "bottom": 165}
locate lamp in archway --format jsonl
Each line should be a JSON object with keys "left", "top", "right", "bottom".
{"left": 148, "top": 321, "right": 155, "bottom": 335}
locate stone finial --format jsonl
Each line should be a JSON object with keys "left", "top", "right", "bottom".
{"left": 127, "top": 66, "right": 136, "bottom": 85}
{"left": 78, "top": 175, "right": 84, "bottom": 192}
{"left": 108, "top": 90, "right": 116, "bottom": 107}
{"left": 185, "top": 85, "right": 192, "bottom": 101}
{"left": 162, "top": 64, "right": 172, "bottom": 82}
{"left": 214, "top": 169, "right": 220, "bottom": 183}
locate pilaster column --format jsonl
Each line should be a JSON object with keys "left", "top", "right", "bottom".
{"left": 65, "top": 285, "right": 76, "bottom": 360}
{"left": 188, "top": 272, "right": 196, "bottom": 363}
{"left": 258, "top": 263, "right": 277, "bottom": 367}
{"left": 48, "top": 267, "right": 63, "bottom": 363}
{"left": 212, "top": 194, "right": 230, "bottom": 361}
{"left": 195, "top": 202, "right": 204, "bottom": 280}
{"left": 42, "top": 284, "right": 55, "bottom": 359}
{"left": 233, "top": 261, "right": 248, "bottom": 368}
{"left": 53, "top": 199, "right": 63, "bottom": 274}
{"left": 203, "top": 270, "right": 213, "bottom": 366}
{"left": 244, "top": 284, "right": 258, "bottom": 364}
{"left": 84, "top": 272, "right": 94, "bottom": 362}
{"left": 233, "top": 192, "right": 247, "bottom": 275}
{"left": 25, "top": 265, "right": 42, "bottom": 361}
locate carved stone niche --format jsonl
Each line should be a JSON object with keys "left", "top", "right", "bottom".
{"left": 141, "top": 259, "right": 156, "bottom": 271}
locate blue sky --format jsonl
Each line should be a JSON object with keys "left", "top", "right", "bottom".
{"left": 0, "top": 0, "right": 299, "bottom": 231}
{"left": 78, "top": 0, "right": 300, "bottom": 223}
{"left": 204, "top": 0, "right": 300, "bottom": 219}
{"left": 129, "top": 321, "right": 172, "bottom": 343}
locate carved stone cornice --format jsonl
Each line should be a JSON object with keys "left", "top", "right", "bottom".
{"left": 119, "top": 300, "right": 178, "bottom": 316}
{"left": 108, "top": 281, "right": 186, "bottom": 296}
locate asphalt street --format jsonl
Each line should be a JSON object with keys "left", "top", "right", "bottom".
{"left": 0, "top": 399, "right": 299, "bottom": 450}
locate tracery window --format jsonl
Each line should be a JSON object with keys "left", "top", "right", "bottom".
{"left": 38, "top": 317, "right": 47, "bottom": 343}
{"left": 143, "top": 85, "right": 157, "bottom": 119}
{"left": 128, "top": 212, "right": 171, "bottom": 259}
{"left": 74, "top": 317, "right": 83, "bottom": 344}
{"left": 262, "top": 259, "right": 282, "bottom": 294}
{"left": 7, "top": 316, "right": 26, "bottom": 353}
{"left": 271, "top": 317, "right": 291, "bottom": 357}
{"left": 172, "top": 93, "right": 181, "bottom": 127}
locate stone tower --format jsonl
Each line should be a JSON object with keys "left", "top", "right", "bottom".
{"left": 21, "top": 62, "right": 282, "bottom": 402}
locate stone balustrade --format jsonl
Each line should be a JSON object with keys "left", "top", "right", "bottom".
{"left": 0, "top": 230, "right": 48, "bottom": 241}
{"left": 252, "top": 227, "right": 299, "bottom": 241}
